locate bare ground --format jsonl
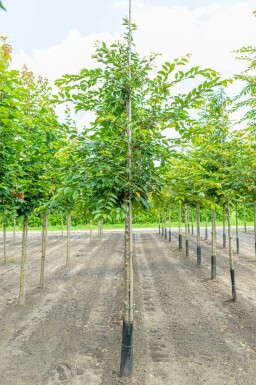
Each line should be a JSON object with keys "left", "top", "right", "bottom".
{"left": 0, "top": 227, "right": 256, "bottom": 385}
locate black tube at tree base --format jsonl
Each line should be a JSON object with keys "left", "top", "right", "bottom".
{"left": 197, "top": 246, "right": 201, "bottom": 266}
{"left": 120, "top": 320, "right": 133, "bottom": 377}
{"left": 186, "top": 240, "right": 189, "bottom": 257}
{"left": 236, "top": 237, "right": 239, "bottom": 254}
{"left": 179, "top": 234, "right": 182, "bottom": 250}
{"left": 165, "top": 228, "right": 167, "bottom": 239}
{"left": 211, "top": 255, "right": 216, "bottom": 279}
{"left": 230, "top": 268, "right": 237, "bottom": 302}
{"left": 169, "top": 230, "right": 171, "bottom": 242}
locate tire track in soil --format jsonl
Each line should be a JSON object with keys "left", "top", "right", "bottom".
{"left": 135, "top": 232, "right": 256, "bottom": 385}
{"left": 0, "top": 232, "right": 124, "bottom": 385}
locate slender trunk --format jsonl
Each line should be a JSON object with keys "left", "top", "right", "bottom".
{"left": 66, "top": 210, "right": 71, "bottom": 267}
{"left": 188, "top": 206, "right": 190, "bottom": 234}
{"left": 254, "top": 202, "right": 256, "bottom": 257}
{"left": 223, "top": 204, "right": 226, "bottom": 248}
{"left": 39, "top": 212, "right": 48, "bottom": 288}
{"left": 161, "top": 209, "right": 164, "bottom": 237}
{"left": 169, "top": 208, "right": 172, "bottom": 242}
{"left": 205, "top": 208, "right": 208, "bottom": 240}
{"left": 120, "top": 1, "right": 133, "bottom": 375}
{"left": 227, "top": 199, "right": 236, "bottom": 301}
{"left": 90, "top": 219, "right": 93, "bottom": 242}
{"left": 98, "top": 220, "right": 100, "bottom": 238}
{"left": 164, "top": 209, "right": 167, "bottom": 239}
{"left": 19, "top": 216, "right": 28, "bottom": 305}
{"left": 211, "top": 209, "right": 217, "bottom": 279}
{"left": 158, "top": 210, "right": 161, "bottom": 235}
{"left": 3, "top": 221, "right": 7, "bottom": 264}
{"left": 196, "top": 203, "right": 201, "bottom": 266}
{"left": 13, "top": 218, "right": 16, "bottom": 245}
{"left": 235, "top": 202, "right": 239, "bottom": 254}
{"left": 243, "top": 201, "right": 247, "bottom": 233}
{"left": 61, "top": 212, "right": 64, "bottom": 237}
{"left": 178, "top": 202, "right": 182, "bottom": 250}
{"left": 191, "top": 207, "right": 194, "bottom": 236}
{"left": 185, "top": 204, "right": 189, "bottom": 256}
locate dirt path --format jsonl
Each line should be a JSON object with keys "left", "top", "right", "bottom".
{"left": 0, "top": 229, "right": 256, "bottom": 384}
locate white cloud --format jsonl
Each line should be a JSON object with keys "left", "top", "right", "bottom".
{"left": 10, "top": 1, "right": 256, "bottom": 126}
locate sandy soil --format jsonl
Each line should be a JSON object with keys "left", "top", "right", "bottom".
{"left": 0, "top": 227, "right": 256, "bottom": 385}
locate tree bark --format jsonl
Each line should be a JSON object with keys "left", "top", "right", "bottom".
{"left": 227, "top": 199, "right": 236, "bottom": 301}
{"left": 13, "top": 218, "right": 16, "bottom": 245}
{"left": 254, "top": 202, "right": 256, "bottom": 257}
{"left": 66, "top": 210, "right": 71, "bottom": 267}
{"left": 39, "top": 212, "right": 48, "bottom": 288}
{"left": 3, "top": 221, "right": 7, "bottom": 264}
{"left": 205, "top": 208, "right": 208, "bottom": 240}
{"left": 185, "top": 204, "right": 189, "bottom": 256}
{"left": 169, "top": 207, "right": 172, "bottom": 242}
{"left": 223, "top": 203, "right": 226, "bottom": 248}
{"left": 178, "top": 202, "right": 182, "bottom": 250}
{"left": 235, "top": 202, "right": 239, "bottom": 254}
{"left": 19, "top": 216, "right": 28, "bottom": 305}
{"left": 211, "top": 209, "right": 216, "bottom": 279}
{"left": 196, "top": 203, "right": 201, "bottom": 266}
{"left": 243, "top": 201, "right": 247, "bottom": 233}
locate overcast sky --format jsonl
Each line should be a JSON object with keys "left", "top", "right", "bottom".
{"left": 1, "top": 0, "right": 256, "bottom": 127}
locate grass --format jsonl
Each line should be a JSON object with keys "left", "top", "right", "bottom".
{"left": 3, "top": 220, "right": 254, "bottom": 232}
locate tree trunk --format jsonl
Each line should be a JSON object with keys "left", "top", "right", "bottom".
{"left": 205, "top": 208, "right": 208, "bottom": 240}
{"left": 158, "top": 210, "right": 161, "bottom": 235}
{"left": 3, "top": 221, "right": 7, "bottom": 264}
{"left": 191, "top": 207, "right": 194, "bottom": 236}
{"left": 243, "top": 201, "right": 247, "bottom": 233}
{"left": 223, "top": 203, "right": 226, "bottom": 248}
{"left": 196, "top": 202, "right": 201, "bottom": 266}
{"left": 178, "top": 202, "right": 182, "bottom": 250}
{"left": 161, "top": 209, "right": 164, "bottom": 237}
{"left": 211, "top": 209, "right": 217, "bottom": 279}
{"left": 61, "top": 212, "right": 64, "bottom": 237}
{"left": 188, "top": 206, "right": 190, "bottom": 234}
{"left": 13, "top": 218, "right": 16, "bottom": 245}
{"left": 235, "top": 202, "right": 239, "bottom": 254}
{"left": 169, "top": 207, "right": 172, "bottom": 242}
{"left": 66, "top": 210, "right": 71, "bottom": 267}
{"left": 19, "top": 216, "right": 28, "bottom": 305}
{"left": 164, "top": 209, "right": 167, "bottom": 239}
{"left": 254, "top": 202, "right": 256, "bottom": 257}
{"left": 90, "top": 219, "right": 93, "bottom": 242}
{"left": 185, "top": 204, "right": 189, "bottom": 256}
{"left": 120, "top": 1, "right": 133, "bottom": 375}
{"left": 227, "top": 199, "right": 236, "bottom": 301}
{"left": 39, "top": 212, "right": 48, "bottom": 288}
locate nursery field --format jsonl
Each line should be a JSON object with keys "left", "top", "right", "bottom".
{"left": 0, "top": 228, "right": 256, "bottom": 385}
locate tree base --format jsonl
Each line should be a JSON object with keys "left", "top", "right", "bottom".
{"left": 120, "top": 320, "right": 133, "bottom": 377}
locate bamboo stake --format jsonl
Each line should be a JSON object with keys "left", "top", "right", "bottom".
{"left": 227, "top": 199, "right": 236, "bottom": 301}
{"left": 39, "top": 212, "right": 48, "bottom": 288}
{"left": 196, "top": 202, "right": 201, "bottom": 266}
{"left": 211, "top": 209, "right": 216, "bottom": 279}
{"left": 19, "top": 216, "right": 28, "bottom": 305}
{"left": 66, "top": 210, "right": 71, "bottom": 267}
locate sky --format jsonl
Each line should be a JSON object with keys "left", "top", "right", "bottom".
{"left": 1, "top": 0, "right": 256, "bottom": 127}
